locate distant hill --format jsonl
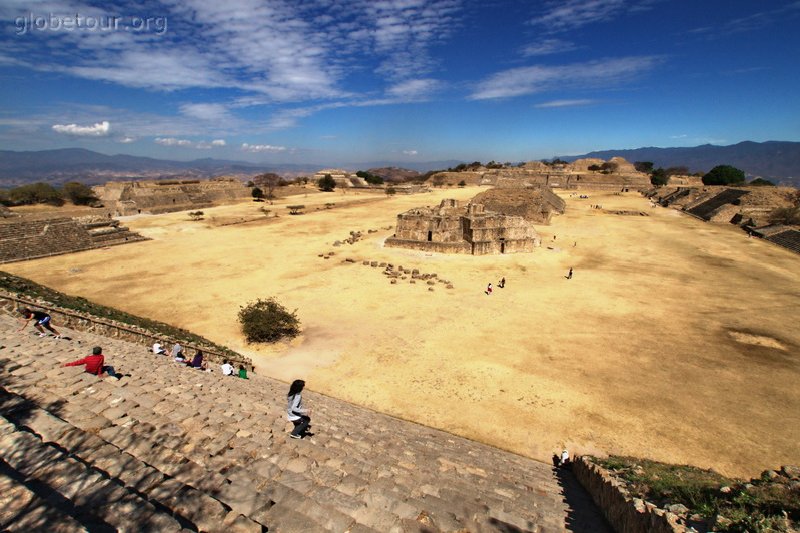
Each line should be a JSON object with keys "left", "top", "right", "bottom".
{"left": 0, "top": 148, "right": 460, "bottom": 187}
{"left": 365, "top": 167, "right": 421, "bottom": 182}
{"left": 560, "top": 141, "right": 800, "bottom": 187}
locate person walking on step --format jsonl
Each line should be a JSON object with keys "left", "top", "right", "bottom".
{"left": 485, "top": 282, "right": 493, "bottom": 295}
{"left": 18, "top": 308, "right": 61, "bottom": 338}
{"left": 498, "top": 277, "right": 505, "bottom": 289}
{"left": 63, "top": 346, "right": 119, "bottom": 379}
{"left": 287, "top": 379, "right": 312, "bottom": 439}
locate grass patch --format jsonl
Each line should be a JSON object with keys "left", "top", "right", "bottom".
{"left": 1, "top": 270, "right": 242, "bottom": 359}
{"left": 594, "top": 456, "right": 799, "bottom": 532}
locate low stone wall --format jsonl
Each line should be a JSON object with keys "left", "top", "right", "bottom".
{"left": 572, "top": 456, "right": 686, "bottom": 533}
{"left": 0, "top": 292, "right": 252, "bottom": 369}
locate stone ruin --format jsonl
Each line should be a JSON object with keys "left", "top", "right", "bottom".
{"left": 428, "top": 157, "right": 651, "bottom": 191}
{"left": 0, "top": 216, "right": 148, "bottom": 264}
{"left": 470, "top": 186, "right": 565, "bottom": 224}
{"left": 385, "top": 199, "right": 541, "bottom": 255}
{"left": 95, "top": 177, "right": 251, "bottom": 216}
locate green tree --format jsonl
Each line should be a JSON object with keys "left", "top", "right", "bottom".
{"left": 432, "top": 174, "right": 445, "bottom": 187}
{"left": 600, "top": 161, "right": 618, "bottom": 174}
{"left": 458, "top": 180, "right": 466, "bottom": 187}
{"left": 318, "top": 174, "right": 336, "bottom": 191}
{"left": 749, "top": 178, "right": 775, "bottom": 186}
{"left": 7, "top": 183, "right": 64, "bottom": 206}
{"left": 588, "top": 164, "right": 602, "bottom": 172}
{"left": 254, "top": 173, "right": 281, "bottom": 200}
{"left": 634, "top": 161, "right": 654, "bottom": 173}
{"left": 385, "top": 186, "right": 396, "bottom": 195}
{"left": 252, "top": 187, "right": 264, "bottom": 201}
{"left": 188, "top": 211, "right": 204, "bottom": 220}
{"left": 650, "top": 168, "right": 669, "bottom": 186}
{"left": 62, "top": 182, "right": 98, "bottom": 205}
{"left": 238, "top": 298, "right": 300, "bottom": 343}
{"left": 703, "top": 165, "right": 746, "bottom": 186}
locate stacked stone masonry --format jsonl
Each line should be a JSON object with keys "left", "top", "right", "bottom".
{"left": 385, "top": 199, "right": 541, "bottom": 255}
{"left": 0, "top": 313, "right": 610, "bottom": 532}
{"left": 96, "top": 178, "right": 251, "bottom": 216}
{"left": 0, "top": 217, "right": 147, "bottom": 264}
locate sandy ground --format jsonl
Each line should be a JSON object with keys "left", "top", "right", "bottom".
{"left": 4, "top": 187, "right": 799, "bottom": 478}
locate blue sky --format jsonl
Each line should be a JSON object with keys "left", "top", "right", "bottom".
{"left": 1, "top": 0, "right": 799, "bottom": 165}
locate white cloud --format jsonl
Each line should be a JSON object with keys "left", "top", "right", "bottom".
{"left": 118, "top": 136, "right": 136, "bottom": 143}
{"left": 521, "top": 39, "right": 578, "bottom": 57}
{"left": 387, "top": 79, "right": 443, "bottom": 100}
{"left": 530, "top": 0, "right": 627, "bottom": 32}
{"left": 403, "top": 150, "right": 418, "bottom": 155}
{"left": 156, "top": 137, "right": 227, "bottom": 149}
{"left": 180, "top": 103, "right": 232, "bottom": 122}
{"left": 470, "top": 56, "right": 660, "bottom": 100}
{"left": 155, "top": 137, "right": 193, "bottom": 147}
{"left": 535, "top": 99, "right": 597, "bottom": 108}
{"left": 51, "top": 120, "right": 110, "bottom": 136}
{"left": 241, "top": 143, "right": 287, "bottom": 153}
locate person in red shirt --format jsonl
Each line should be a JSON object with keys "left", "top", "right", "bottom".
{"left": 63, "top": 346, "right": 117, "bottom": 378}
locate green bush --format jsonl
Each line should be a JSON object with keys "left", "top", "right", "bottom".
{"left": 62, "top": 182, "right": 98, "bottom": 205}
{"left": 703, "top": 165, "right": 746, "bottom": 186}
{"left": 318, "top": 174, "right": 336, "bottom": 191}
{"left": 238, "top": 298, "right": 300, "bottom": 343}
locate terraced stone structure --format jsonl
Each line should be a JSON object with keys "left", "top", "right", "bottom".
{"left": 96, "top": 177, "right": 251, "bottom": 216}
{"left": 385, "top": 199, "right": 541, "bottom": 255}
{"left": 0, "top": 312, "right": 610, "bottom": 531}
{"left": 470, "top": 187, "right": 565, "bottom": 225}
{"left": 0, "top": 217, "right": 147, "bottom": 264}
{"left": 428, "top": 158, "right": 651, "bottom": 191}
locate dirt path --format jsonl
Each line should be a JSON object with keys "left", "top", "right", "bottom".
{"left": 5, "top": 188, "right": 799, "bottom": 478}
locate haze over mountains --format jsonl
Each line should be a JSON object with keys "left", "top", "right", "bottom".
{"left": 1, "top": 141, "right": 798, "bottom": 188}
{"left": 562, "top": 141, "right": 800, "bottom": 186}
{"left": 0, "top": 148, "right": 458, "bottom": 187}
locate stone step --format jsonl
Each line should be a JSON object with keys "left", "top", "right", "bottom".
{"left": 0, "top": 312, "right": 612, "bottom": 531}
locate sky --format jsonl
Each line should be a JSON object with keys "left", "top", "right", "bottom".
{"left": 1, "top": 0, "right": 799, "bottom": 165}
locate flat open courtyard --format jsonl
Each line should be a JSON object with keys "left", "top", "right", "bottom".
{"left": 4, "top": 187, "right": 799, "bottom": 478}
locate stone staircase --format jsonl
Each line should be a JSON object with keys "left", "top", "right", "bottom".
{"left": 765, "top": 228, "right": 800, "bottom": 254}
{"left": 0, "top": 314, "right": 610, "bottom": 532}
{"left": 685, "top": 189, "right": 749, "bottom": 221}
{"left": 0, "top": 218, "right": 148, "bottom": 264}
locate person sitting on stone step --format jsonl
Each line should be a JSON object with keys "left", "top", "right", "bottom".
{"left": 188, "top": 350, "right": 204, "bottom": 369}
{"left": 63, "top": 346, "right": 119, "bottom": 379}
{"left": 238, "top": 364, "right": 248, "bottom": 379}
{"left": 171, "top": 342, "right": 183, "bottom": 360}
{"left": 152, "top": 341, "right": 166, "bottom": 355}
{"left": 220, "top": 360, "right": 234, "bottom": 376}
{"left": 287, "top": 379, "right": 312, "bottom": 439}
{"left": 18, "top": 308, "right": 61, "bottom": 338}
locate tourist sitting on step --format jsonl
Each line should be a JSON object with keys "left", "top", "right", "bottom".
{"left": 187, "top": 350, "right": 205, "bottom": 369}
{"left": 63, "top": 346, "right": 119, "bottom": 379}
{"left": 152, "top": 341, "right": 166, "bottom": 355}
{"left": 287, "top": 379, "right": 312, "bottom": 439}
{"left": 18, "top": 308, "right": 61, "bottom": 338}
{"left": 171, "top": 342, "right": 183, "bottom": 360}
{"left": 238, "top": 364, "right": 248, "bottom": 379}
{"left": 221, "top": 360, "right": 235, "bottom": 376}
{"left": 559, "top": 449, "right": 571, "bottom": 468}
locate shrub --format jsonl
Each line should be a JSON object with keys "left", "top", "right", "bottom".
{"left": 768, "top": 207, "right": 800, "bottom": 225}
{"left": 385, "top": 187, "right": 397, "bottom": 195}
{"left": 188, "top": 211, "right": 204, "bottom": 220}
{"left": 238, "top": 298, "right": 300, "bottom": 343}
{"left": 458, "top": 180, "right": 466, "bottom": 187}
{"left": 287, "top": 205, "right": 305, "bottom": 215}
{"left": 318, "top": 174, "right": 336, "bottom": 191}
{"left": 749, "top": 178, "right": 775, "bottom": 186}
{"left": 62, "top": 182, "right": 98, "bottom": 205}
{"left": 703, "top": 165, "right": 746, "bottom": 186}
{"left": 252, "top": 187, "right": 264, "bottom": 200}
{"left": 7, "top": 183, "right": 64, "bottom": 206}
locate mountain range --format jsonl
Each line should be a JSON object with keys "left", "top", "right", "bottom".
{"left": 1, "top": 141, "right": 798, "bottom": 188}
{"left": 561, "top": 141, "right": 800, "bottom": 186}
{"left": 0, "top": 148, "right": 457, "bottom": 187}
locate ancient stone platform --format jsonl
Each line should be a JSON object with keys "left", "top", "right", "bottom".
{"left": 0, "top": 314, "right": 610, "bottom": 532}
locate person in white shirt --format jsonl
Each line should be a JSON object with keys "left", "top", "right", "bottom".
{"left": 152, "top": 342, "right": 166, "bottom": 355}
{"left": 220, "top": 360, "right": 234, "bottom": 376}
{"left": 287, "top": 379, "right": 311, "bottom": 439}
